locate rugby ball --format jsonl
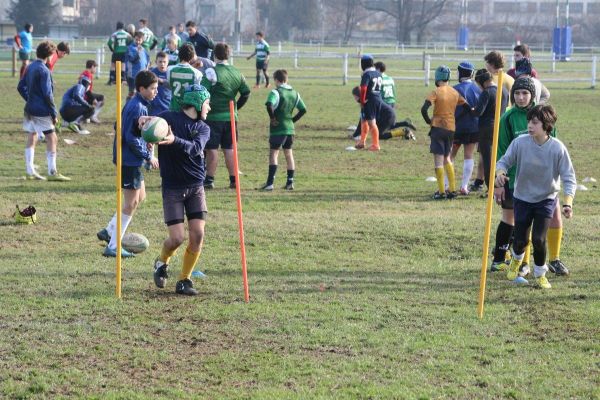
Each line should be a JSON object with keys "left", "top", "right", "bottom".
{"left": 122, "top": 232, "right": 149, "bottom": 254}
{"left": 142, "top": 117, "right": 169, "bottom": 143}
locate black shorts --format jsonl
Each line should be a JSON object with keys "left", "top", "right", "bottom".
{"left": 205, "top": 120, "right": 237, "bottom": 150}
{"left": 453, "top": 130, "right": 479, "bottom": 145}
{"left": 429, "top": 127, "right": 454, "bottom": 156}
{"left": 85, "top": 92, "right": 104, "bottom": 104}
{"left": 362, "top": 99, "right": 381, "bottom": 121}
{"left": 256, "top": 60, "right": 268, "bottom": 71}
{"left": 477, "top": 125, "right": 494, "bottom": 152}
{"left": 501, "top": 181, "right": 514, "bottom": 210}
{"left": 60, "top": 105, "right": 94, "bottom": 123}
{"left": 111, "top": 52, "right": 126, "bottom": 63}
{"left": 162, "top": 186, "right": 208, "bottom": 226}
{"left": 18, "top": 50, "right": 30, "bottom": 61}
{"left": 269, "top": 135, "right": 294, "bottom": 150}
{"left": 513, "top": 197, "right": 558, "bottom": 225}
{"left": 122, "top": 165, "right": 144, "bottom": 190}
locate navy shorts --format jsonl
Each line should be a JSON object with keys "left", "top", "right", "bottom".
{"left": 453, "top": 130, "right": 479, "bottom": 145}
{"left": 205, "top": 120, "right": 237, "bottom": 150}
{"left": 122, "top": 165, "right": 144, "bottom": 190}
{"left": 429, "top": 127, "right": 454, "bottom": 156}
{"left": 513, "top": 197, "right": 558, "bottom": 225}
{"left": 362, "top": 99, "right": 381, "bottom": 121}
{"left": 269, "top": 135, "right": 293, "bottom": 150}
{"left": 256, "top": 60, "right": 268, "bottom": 71}
{"left": 500, "top": 181, "right": 514, "bottom": 210}
{"left": 162, "top": 186, "right": 208, "bottom": 226}
{"left": 18, "top": 50, "right": 30, "bottom": 61}
{"left": 111, "top": 52, "right": 126, "bottom": 63}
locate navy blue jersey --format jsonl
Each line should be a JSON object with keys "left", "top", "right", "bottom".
{"left": 149, "top": 67, "right": 171, "bottom": 116}
{"left": 158, "top": 111, "right": 211, "bottom": 189}
{"left": 360, "top": 68, "right": 383, "bottom": 103}
{"left": 453, "top": 80, "right": 481, "bottom": 133}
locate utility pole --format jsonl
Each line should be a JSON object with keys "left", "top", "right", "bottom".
{"left": 235, "top": 0, "right": 241, "bottom": 52}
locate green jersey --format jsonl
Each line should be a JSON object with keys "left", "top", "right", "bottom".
{"left": 265, "top": 84, "right": 306, "bottom": 136}
{"left": 107, "top": 29, "right": 132, "bottom": 54}
{"left": 497, "top": 105, "right": 556, "bottom": 189}
{"left": 167, "top": 63, "right": 203, "bottom": 111}
{"left": 380, "top": 73, "right": 396, "bottom": 105}
{"left": 201, "top": 62, "right": 250, "bottom": 121}
{"left": 139, "top": 27, "right": 158, "bottom": 50}
{"left": 255, "top": 40, "right": 270, "bottom": 62}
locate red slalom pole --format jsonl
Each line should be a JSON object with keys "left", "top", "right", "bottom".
{"left": 229, "top": 100, "right": 250, "bottom": 303}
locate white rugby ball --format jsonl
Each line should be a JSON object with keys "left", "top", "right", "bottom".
{"left": 142, "top": 117, "right": 169, "bottom": 143}
{"left": 122, "top": 232, "right": 149, "bottom": 254}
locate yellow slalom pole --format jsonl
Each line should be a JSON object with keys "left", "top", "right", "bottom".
{"left": 115, "top": 61, "right": 123, "bottom": 299}
{"left": 477, "top": 70, "right": 505, "bottom": 319}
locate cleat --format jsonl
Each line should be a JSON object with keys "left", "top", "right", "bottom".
{"left": 534, "top": 275, "right": 552, "bottom": 289}
{"left": 103, "top": 245, "right": 135, "bottom": 258}
{"left": 78, "top": 128, "right": 91, "bottom": 135}
{"left": 354, "top": 142, "right": 365, "bottom": 150}
{"left": 175, "top": 279, "right": 198, "bottom": 295}
{"left": 432, "top": 191, "right": 446, "bottom": 200}
{"left": 203, "top": 182, "right": 214, "bottom": 190}
{"left": 284, "top": 181, "right": 294, "bottom": 190}
{"left": 25, "top": 171, "right": 46, "bottom": 180}
{"left": 153, "top": 259, "right": 169, "bottom": 288}
{"left": 55, "top": 119, "right": 62, "bottom": 133}
{"left": 490, "top": 260, "right": 508, "bottom": 272}
{"left": 47, "top": 172, "right": 71, "bottom": 181}
{"left": 459, "top": 187, "right": 470, "bottom": 196}
{"left": 445, "top": 191, "right": 457, "bottom": 200}
{"left": 506, "top": 258, "right": 522, "bottom": 281}
{"left": 513, "top": 276, "right": 529, "bottom": 285}
{"left": 518, "top": 263, "right": 530, "bottom": 277}
{"left": 191, "top": 270, "right": 206, "bottom": 279}
{"left": 96, "top": 228, "right": 111, "bottom": 243}
{"left": 229, "top": 182, "right": 236, "bottom": 189}
{"left": 549, "top": 259, "right": 569, "bottom": 276}
{"left": 67, "top": 122, "right": 80, "bottom": 133}
{"left": 368, "top": 144, "right": 380, "bottom": 151}
{"left": 259, "top": 183, "right": 274, "bottom": 191}
{"left": 90, "top": 116, "right": 101, "bottom": 124}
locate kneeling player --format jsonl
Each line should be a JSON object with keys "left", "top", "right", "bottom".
{"left": 152, "top": 85, "right": 211, "bottom": 296}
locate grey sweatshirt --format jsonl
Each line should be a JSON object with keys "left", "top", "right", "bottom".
{"left": 496, "top": 134, "right": 576, "bottom": 204}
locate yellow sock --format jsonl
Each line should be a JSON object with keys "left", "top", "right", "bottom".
{"left": 444, "top": 162, "right": 456, "bottom": 192}
{"left": 179, "top": 247, "right": 201, "bottom": 281}
{"left": 160, "top": 244, "right": 177, "bottom": 264}
{"left": 523, "top": 241, "right": 531, "bottom": 265}
{"left": 547, "top": 227, "right": 562, "bottom": 261}
{"left": 435, "top": 167, "right": 445, "bottom": 193}
{"left": 390, "top": 127, "right": 404, "bottom": 137}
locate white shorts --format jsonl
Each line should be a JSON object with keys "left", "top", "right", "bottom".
{"left": 23, "top": 115, "right": 55, "bottom": 134}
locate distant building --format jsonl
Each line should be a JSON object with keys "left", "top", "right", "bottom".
{"left": 0, "top": 0, "right": 15, "bottom": 40}
{"left": 184, "top": 0, "right": 260, "bottom": 38}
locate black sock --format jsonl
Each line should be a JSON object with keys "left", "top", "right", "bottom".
{"left": 229, "top": 175, "right": 236, "bottom": 184}
{"left": 205, "top": 175, "right": 214, "bottom": 184}
{"left": 266, "top": 165, "right": 277, "bottom": 185}
{"left": 493, "top": 221, "right": 514, "bottom": 262}
{"left": 286, "top": 169, "right": 294, "bottom": 184}
{"left": 256, "top": 72, "right": 260, "bottom": 86}
{"left": 474, "top": 178, "right": 484, "bottom": 187}
{"left": 265, "top": 74, "right": 270, "bottom": 86}
{"left": 109, "top": 70, "right": 116, "bottom": 83}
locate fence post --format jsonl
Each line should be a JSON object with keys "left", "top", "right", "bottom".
{"left": 401, "top": 43, "right": 405, "bottom": 54}
{"left": 101, "top": 47, "right": 105, "bottom": 64}
{"left": 12, "top": 47, "right": 16, "bottom": 77}
{"left": 230, "top": 55, "right": 234, "bottom": 65}
{"left": 395, "top": 42, "right": 399, "bottom": 54}
{"left": 422, "top": 51, "right": 426, "bottom": 70}
{"left": 278, "top": 41, "right": 281, "bottom": 55}
{"left": 294, "top": 50, "right": 298, "bottom": 69}
{"left": 425, "top": 55, "right": 431, "bottom": 87}
{"left": 552, "top": 53, "right": 556, "bottom": 73}
{"left": 318, "top": 42, "right": 321, "bottom": 56}
{"left": 96, "top": 48, "right": 102, "bottom": 78}
{"left": 592, "top": 56, "right": 597, "bottom": 89}
{"left": 342, "top": 53, "right": 348, "bottom": 86}
{"left": 84, "top": 37, "right": 87, "bottom": 48}
{"left": 442, "top": 43, "right": 446, "bottom": 56}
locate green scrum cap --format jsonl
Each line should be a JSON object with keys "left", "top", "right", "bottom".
{"left": 182, "top": 84, "right": 211, "bottom": 112}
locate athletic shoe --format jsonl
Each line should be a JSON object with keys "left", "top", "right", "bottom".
{"left": 229, "top": 182, "right": 236, "bottom": 189}
{"left": 67, "top": 122, "right": 80, "bottom": 134}
{"left": 259, "top": 183, "right": 274, "bottom": 191}
{"left": 175, "top": 279, "right": 198, "bottom": 295}
{"left": 78, "top": 127, "right": 91, "bottom": 135}
{"left": 506, "top": 258, "right": 522, "bottom": 281}
{"left": 432, "top": 191, "right": 446, "bottom": 200}
{"left": 549, "top": 259, "right": 569, "bottom": 276}
{"left": 403, "top": 128, "right": 416, "bottom": 141}
{"left": 284, "top": 182, "right": 294, "bottom": 190}
{"left": 25, "top": 171, "right": 46, "bottom": 181}
{"left": 90, "top": 116, "right": 101, "bottom": 124}
{"left": 47, "top": 172, "right": 71, "bottom": 182}
{"left": 519, "top": 263, "right": 530, "bottom": 277}
{"left": 490, "top": 260, "right": 508, "bottom": 272}
{"left": 469, "top": 182, "right": 483, "bottom": 192}
{"left": 405, "top": 118, "right": 417, "bottom": 131}
{"left": 513, "top": 276, "right": 529, "bottom": 285}
{"left": 459, "top": 187, "right": 470, "bottom": 196}
{"left": 102, "top": 246, "right": 135, "bottom": 258}
{"left": 191, "top": 270, "right": 206, "bottom": 279}
{"left": 204, "top": 182, "right": 215, "bottom": 189}
{"left": 368, "top": 144, "right": 380, "bottom": 151}
{"left": 534, "top": 275, "right": 552, "bottom": 289}
{"left": 153, "top": 259, "right": 169, "bottom": 288}
{"left": 445, "top": 191, "right": 457, "bottom": 200}
{"left": 96, "top": 228, "right": 111, "bottom": 243}
{"left": 354, "top": 142, "right": 365, "bottom": 150}
{"left": 55, "top": 119, "right": 62, "bottom": 133}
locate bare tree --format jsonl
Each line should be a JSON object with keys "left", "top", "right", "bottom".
{"left": 363, "top": 0, "right": 448, "bottom": 43}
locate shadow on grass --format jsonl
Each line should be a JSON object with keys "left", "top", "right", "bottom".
{"left": 5, "top": 183, "right": 113, "bottom": 194}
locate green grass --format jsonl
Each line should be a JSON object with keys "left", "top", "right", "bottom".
{"left": 0, "top": 53, "right": 599, "bottom": 399}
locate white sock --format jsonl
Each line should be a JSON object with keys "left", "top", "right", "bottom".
{"left": 534, "top": 263, "right": 549, "bottom": 278}
{"left": 46, "top": 151, "right": 57, "bottom": 175}
{"left": 106, "top": 213, "right": 117, "bottom": 233}
{"left": 25, "top": 147, "right": 34, "bottom": 174}
{"left": 444, "top": 174, "right": 448, "bottom": 191}
{"left": 511, "top": 248, "right": 525, "bottom": 262}
{"left": 107, "top": 213, "right": 132, "bottom": 249}
{"left": 462, "top": 159, "right": 474, "bottom": 190}
{"left": 93, "top": 105, "right": 102, "bottom": 119}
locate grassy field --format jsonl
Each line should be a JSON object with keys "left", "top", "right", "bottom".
{"left": 0, "top": 52, "right": 599, "bottom": 399}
